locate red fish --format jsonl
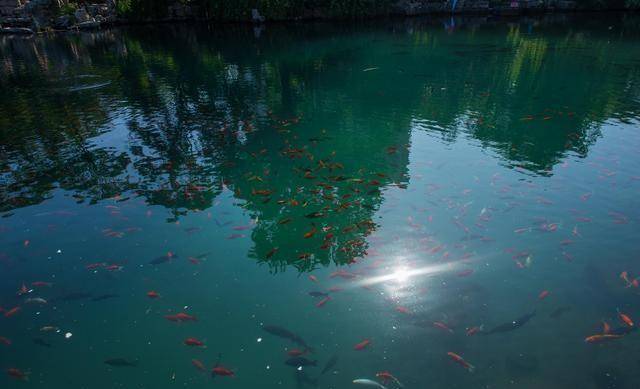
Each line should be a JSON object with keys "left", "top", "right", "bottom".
{"left": 585, "top": 334, "right": 622, "bottom": 343}
{"left": 447, "top": 352, "right": 475, "bottom": 372}
{"left": 287, "top": 348, "right": 307, "bottom": 357}
{"left": 466, "top": 326, "right": 483, "bottom": 336}
{"left": 618, "top": 311, "right": 634, "bottom": 327}
{"left": 308, "top": 275, "right": 318, "bottom": 283}
{"left": 31, "top": 281, "right": 52, "bottom": 287}
{"left": 457, "top": 269, "right": 474, "bottom": 277}
{"left": 7, "top": 368, "right": 28, "bottom": 380}
{"left": 538, "top": 290, "right": 550, "bottom": 300}
{"left": 603, "top": 321, "right": 611, "bottom": 334}
{"left": 354, "top": 339, "right": 371, "bottom": 350}
{"left": 147, "top": 291, "right": 160, "bottom": 299}
{"left": 0, "top": 336, "right": 11, "bottom": 345}
{"left": 17, "top": 284, "right": 29, "bottom": 296}
{"left": 165, "top": 312, "right": 197, "bottom": 322}
{"left": 316, "top": 296, "right": 331, "bottom": 308}
{"left": 433, "top": 321, "right": 454, "bottom": 333}
{"left": 395, "top": 306, "right": 411, "bottom": 315}
{"left": 212, "top": 366, "right": 234, "bottom": 377}
{"left": 191, "top": 359, "right": 206, "bottom": 372}
{"left": 4, "top": 307, "right": 20, "bottom": 318}
{"left": 184, "top": 337, "right": 206, "bottom": 347}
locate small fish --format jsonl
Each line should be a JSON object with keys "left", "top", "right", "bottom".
{"left": 584, "top": 334, "right": 623, "bottom": 343}
{"left": 147, "top": 291, "right": 160, "bottom": 299}
{"left": 466, "top": 325, "right": 484, "bottom": 336}
{"left": 40, "top": 326, "right": 58, "bottom": 333}
{"left": 104, "top": 358, "right": 138, "bottom": 367}
{"left": 617, "top": 310, "right": 634, "bottom": 327}
{"left": 308, "top": 275, "right": 318, "bottom": 283}
{"left": 362, "top": 67, "right": 379, "bottom": 72}
{"left": 316, "top": 296, "right": 331, "bottom": 308}
{"left": 376, "top": 371, "right": 404, "bottom": 388}
{"left": 354, "top": 339, "right": 371, "bottom": 350}
{"left": 191, "top": 359, "right": 206, "bottom": 372}
{"left": 0, "top": 336, "right": 11, "bottom": 345}
{"left": 7, "top": 368, "right": 28, "bottom": 380}
{"left": 286, "top": 357, "right": 317, "bottom": 367}
{"left": 184, "top": 337, "right": 206, "bottom": 347}
{"left": 303, "top": 226, "right": 317, "bottom": 239}
{"left": 538, "top": 290, "right": 550, "bottom": 300}
{"left": 433, "top": 321, "right": 454, "bottom": 333}
{"left": 447, "top": 352, "right": 475, "bottom": 372}
{"left": 287, "top": 348, "right": 307, "bottom": 357}
{"left": 266, "top": 247, "right": 279, "bottom": 259}
{"left": 353, "top": 379, "right": 387, "bottom": 388}
{"left": 165, "top": 312, "right": 197, "bottom": 322}
{"left": 3, "top": 307, "right": 20, "bottom": 318}
{"left": 212, "top": 366, "right": 234, "bottom": 377}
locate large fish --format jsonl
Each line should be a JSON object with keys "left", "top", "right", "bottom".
{"left": 484, "top": 310, "right": 536, "bottom": 335}
{"left": 261, "top": 324, "right": 314, "bottom": 351}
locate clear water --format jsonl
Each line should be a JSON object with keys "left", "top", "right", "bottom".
{"left": 1, "top": 13, "right": 640, "bottom": 389}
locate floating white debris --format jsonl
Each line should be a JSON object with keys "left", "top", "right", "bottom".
{"left": 65, "top": 332, "right": 72, "bottom": 339}
{"left": 257, "top": 337, "right": 262, "bottom": 343}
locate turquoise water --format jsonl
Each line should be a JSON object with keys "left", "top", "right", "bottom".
{"left": 1, "top": 13, "right": 640, "bottom": 389}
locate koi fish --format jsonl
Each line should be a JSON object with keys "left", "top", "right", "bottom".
{"left": 457, "top": 269, "right": 474, "bottom": 277}
{"left": 303, "top": 226, "right": 317, "bottom": 239}
{"left": 433, "top": 321, "right": 454, "bottom": 333}
{"left": 620, "top": 271, "right": 633, "bottom": 287}
{"left": 316, "top": 296, "right": 331, "bottom": 308}
{"left": 4, "top": 307, "right": 20, "bottom": 318}
{"left": 184, "top": 338, "right": 206, "bottom": 347}
{"left": 617, "top": 310, "right": 633, "bottom": 327}
{"left": 0, "top": 336, "right": 11, "bottom": 345}
{"left": 165, "top": 312, "right": 197, "bottom": 322}
{"left": 7, "top": 368, "right": 28, "bottom": 380}
{"left": 147, "top": 291, "right": 160, "bottom": 299}
{"left": 287, "top": 348, "right": 308, "bottom": 357}
{"left": 466, "top": 325, "right": 484, "bottom": 336}
{"left": 538, "top": 290, "right": 550, "bottom": 300}
{"left": 212, "top": 366, "right": 234, "bottom": 377}
{"left": 395, "top": 306, "right": 411, "bottom": 315}
{"left": 31, "top": 281, "right": 52, "bottom": 287}
{"left": 266, "top": 247, "right": 278, "bottom": 259}
{"left": 376, "top": 371, "right": 404, "bottom": 388}
{"left": 603, "top": 321, "right": 611, "bottom": 334}
{"left": 354, "top": 339, "right": 371, "bottom": 350}
{"left": 585, "top": 334, "right": 623, "bottom": 343}
{"left": 192, "top": 359, "right": 206, "bottom": 372}
{"left": 308, "top": 275, "right": 318, "bottom": 283}
{"left": 447, "top": 352, "right": 475, "bottom": 372}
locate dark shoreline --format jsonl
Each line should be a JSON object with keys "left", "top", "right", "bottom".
{"left": 1, "top": 5, "right": 639, "bottom": 35}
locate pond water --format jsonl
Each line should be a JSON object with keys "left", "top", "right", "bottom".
{"left": 1, "top": 13, "right": 640, "bottom": 389}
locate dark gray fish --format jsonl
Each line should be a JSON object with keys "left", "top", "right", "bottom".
{"left": 52, "top": 292, "right": 92, "bottom": 302}
{"left": 149, "top": 254, "right": 176, "bottom": 265}
{"left": 104, "top": 358, "right": 138, "bottom": 367}
{"left": 484, "top": 310, "right": 536, "bottom": 335}
{"left": 92, "top": 294, "right": 120, "bottom": 302}
{"left": 261, "top": 325, "right": 314, "bottom": 352}
{"left": 305, "top": 211, "right": 325, "bottom": 219}
{"left": 33, "top": 338, "right": 52, "bottom": 348}
{"left": 549, "top": 306, "right": 572, "bottom": 319}
{"left": 286, "top": 357, "right": 317, "bottom": 367}
{"left": 308, "top": 291, "right": 329, "bottom": 298}
{"left": 321, "top": 355, "right": 338, "bottom": 375}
